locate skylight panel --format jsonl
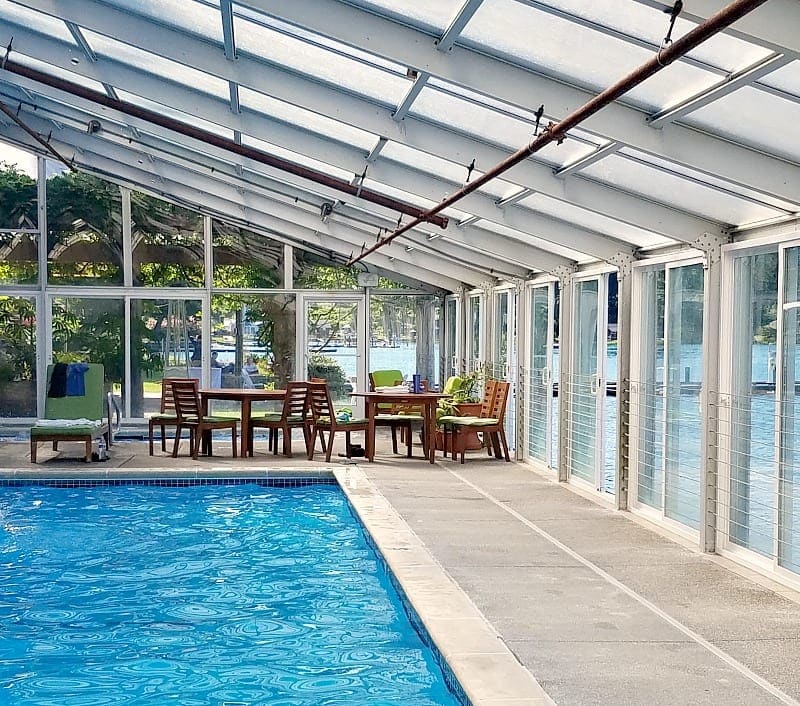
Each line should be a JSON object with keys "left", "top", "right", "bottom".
{"left": 238, "top": 87, "right": 377, "bottom": 151}
{"left": 341, "top": 0, "right": 465, "bottom": 34}
{"left": 101, "top": 0, "right": 223, "bottom": 42}
{"left": 580, "top": 153, "right": 787, "bottom": 226}
{"left": 519, "top": 193, "right": 675, "bottom": 250}
{"left": 684, "top": 87, "right": 800, "bottom": 166}
{"left": 0, "top": 1, "right": 74, "bottom": 42}
{"left": 409, "top": 87, "right": 590, "bottom": 166}
{"left": 749, "top": 60, "right": 800, "bottom": 103}
{"left": 242, "top": 135, "right": 353, "bottom": 182}
{"left": 478, "top": 220, "right": 592, "bottom": 263}
{"left": 116, "top": 89, "right": 230, "bottom": 138}
{"left": 82, "top": 29, "right": 229, "bottom": 100}
{"left": 460, "top": 0, "right": 727, "bottom": 113}
{"left": 11, "top": 53, "right": 106, "bottom": 92}
{"left": 233, "top": 15, "right": 408, "bottom": 105}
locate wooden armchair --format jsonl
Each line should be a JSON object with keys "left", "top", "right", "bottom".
{"left": 307, "top": 381, "right": 368, "bottom": 462}
{"left": 248, "top": 381, "right": 311, "bottom": 457}
{"left": 449, "top": 380, "right": 511, "bottom": 464}
{"left": 170, "top": 378, "right": 238, "bottom": 459}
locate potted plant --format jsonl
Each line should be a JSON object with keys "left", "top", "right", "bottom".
{"left": 435, "top": 367, "right": 485, "bottom": 450}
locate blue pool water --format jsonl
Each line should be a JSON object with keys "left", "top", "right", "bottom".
{"left": 0, "top": 482, "right": 462, "bottom": 705}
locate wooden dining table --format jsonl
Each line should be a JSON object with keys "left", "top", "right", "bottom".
{"left": 354, "top": 391, "right": 448, "bottom": 464}
{"left": 199, "top": 388, "right": 286, "bottom": 457}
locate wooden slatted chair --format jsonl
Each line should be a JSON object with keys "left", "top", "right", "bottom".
{"left": 247, "top": 381, "right": 311, "bottom": 457}
{"left": 449, "top": 380, "right": 510, "bottom": 464}
{"left": 369, "top": 369, "right": 416, "bottom": 456}
{"left": 147, "top": 377, "right": 184, "bottom": 455}
{"left": 170, "top": 378, "right": 238, "bottom": 459}
{"left": 440, "top": 379, "right": 497, "bottom": 458}
{"left": 307, "top": 381, "right": 368, "bottom": 462}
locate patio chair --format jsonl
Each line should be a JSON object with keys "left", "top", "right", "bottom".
{"left": 30, "top": 363, "right": 111, "bottom": 463}
{"left": 440, "top": 379, "right": 497, "bottom": 458}
{"left": 147, "top": 377, "right": 184, "bottom": 455}
{"left": 170, "top": 378, "right": 238, "bottom": 459}
{"left": 307, "top": 381, "right": 368, "bottom": 462}
{"left": 449, "top": 380, "right": 510, "bottom": 464}
{"left": 248, "top": 381, "right": 311, "bottom": 458}
{"left": 369, "top": 369, "right": 414, "bottom": 455}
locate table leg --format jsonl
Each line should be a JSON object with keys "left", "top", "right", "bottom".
{"left": 240, "top": 399, "right": 250, "bottom": 457}
{"left": 426, "top": 401, "right": 436, "bottom": 464}
{"left": 366, "top": 401, "right": 375, "bottom": 462}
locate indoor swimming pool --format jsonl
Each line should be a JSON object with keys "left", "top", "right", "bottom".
{"left": 0, "top": 478, "right": 463, "bottom": 705}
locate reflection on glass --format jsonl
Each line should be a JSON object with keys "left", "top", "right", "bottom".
{"left": 570, "top": 279, "right": 598, "bottom": 484}
{"left": 213, "top": 221, "right": 283, "bottom": 288}
{"left": 469, "top": 295, "right": 481, "bottom": 369}
{"left": 0, "top": 159, "right": 37, "bottom": 230}
{"left": 0, "top": 296, "right": 37, "bottom": 417}
{"left": 51, "top": 296, "right": 124, "bottom": 399}
{"left": 779, "top": 304, "right": 800, "bottom": 573}
{"left": 306, "top": 300, "right": 356, "bottom": 408}
{"left": 730, "top": 251, "right": 777, "bottom": 557}
{"left": 130, "top": 298, "right": 203, "bottom": 418}
{"left": 637, "top": 268, "right": 665, "bottom": 509}
{"left": 47, "top": 171, "right": 123, "bottom": 285}
{"left": 528, "top": 286, "right": 550, "bottom": 463}
{"left": 493, "top": 292, "right": 509, "bottom": 379}
{"left": 370, "top": 294, "right": 427, "bottom": 382}
{"left": 445, "top": 298, "right": 457, "bottom": 377}
{"left": 133, "top": 193, "right": 204, "bottom": 287}
{"left": 0, "top": 232, "right": 38, "bottom": 285}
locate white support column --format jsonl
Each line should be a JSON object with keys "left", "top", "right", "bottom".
{"left": 553, "top": 265, "right": 576, "bottom": 483}
{"left": 697, "top": 232, "right": 729, "bottom": 552}
{"left": 120, "top": 186, "right": 133, "bottom": 288}
{"left": 283, "top": 243, "right": 293, "bottom": 289}
{"left": 123, "top": 296, "right": 132, "bottom": 418}
{"left": 610, "top": 252, "right": 635, "bottom": 511}
{"left": 36, "top": 156, "right": 48, "bottom": 417}
{"left": 202, "top": 215, "right": 213, "bottom": 389}
{"left": 514, "top": 278, "right": 526, "bottom": 461}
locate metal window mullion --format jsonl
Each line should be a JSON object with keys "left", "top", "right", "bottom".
{"left": 36, "top": 156, "right": 48, "bottom": 417}
{"left": 202, "top": 215, "right": 213, "bottom": 389}
{"left": 121, "top": 186, "right": 133, "bottom": 288}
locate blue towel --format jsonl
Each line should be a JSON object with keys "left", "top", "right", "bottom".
{"left": 66, "top": 363, "right": 90, "bottom": 397}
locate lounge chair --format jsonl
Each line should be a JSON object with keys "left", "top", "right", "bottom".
{"left": 30, "top": 363, "right": 111, "bottom": 463}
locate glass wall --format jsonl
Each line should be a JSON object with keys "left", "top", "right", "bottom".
{"left": 526, "top": 284, "right": 554, "bottom": 466}
{"left": 467, "top": 293, "right": 482, "bottom": 372}
{"left": 633, "top": 261, "right": 704, "bottom": 530}
{"left": 0, "top": 296, "right": 37, "bottom": 417}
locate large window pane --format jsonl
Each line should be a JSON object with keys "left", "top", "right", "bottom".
{"left": 130, "top": 298, "right": 203, "bottom": 418}
{"left": 0, "top": 296, "right": 37, "bottom": 417}
{"left": 47, "top": 171, "right": 123, "bottom": 285}
{"left": 212, "top": 222, "right": 283, "bottom": 288}
{"left": 369, "top": 294, "right": 423, "bottom": 383}
{"left": 51, "top": 296, "right": 124, "bottom": 399}
{"left": 133, "top": 194, "right": 204, "bottom": 287}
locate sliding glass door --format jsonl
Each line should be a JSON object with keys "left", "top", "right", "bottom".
{"left": 527, "top": 283, "right": 555, "bottom": 466}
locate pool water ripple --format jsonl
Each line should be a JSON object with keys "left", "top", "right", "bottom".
{"left": 0, "top": 483, "right": 460, "bottom": 705}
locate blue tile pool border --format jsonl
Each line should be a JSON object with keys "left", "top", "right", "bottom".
{"left": 0, "top": 475, "right": 338, "bottom": 488}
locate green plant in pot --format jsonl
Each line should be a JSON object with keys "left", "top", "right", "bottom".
{"left": 436, "top": 366, "right": 484, "bottom": 425}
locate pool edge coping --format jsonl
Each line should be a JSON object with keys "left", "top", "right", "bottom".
{"left": 335, "top": 465, "right": 554, "bottom": 706}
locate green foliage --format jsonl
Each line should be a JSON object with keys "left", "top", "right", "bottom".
{"left": 436, "top": 367, "right": 485, "bottom": 421}
{"left": 0, "top": 296, "right": 36, "bottom": 382}
{"left": 0, "top": 163, "right": 37, "bottom": 229}
{"left": 307, "top": 354, "right": 350, "bottom": 398}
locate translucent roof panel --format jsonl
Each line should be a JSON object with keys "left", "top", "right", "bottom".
{"left": 478, "top": 220, "right": 593, "bottom": 263}
{"left": 759, "top": 61, "right": 800, "bottom": 98}
{"left": 685, "top": 88, "right": 800, "bottom": 165}
{"left": 101, "top": 0, "right": 223, "bottom": 43}
{"left": 9, "top": 53, "right": 107, "bottom": 93}
{"left": 519, "top": 193, "right": 675, "bottom": 250}
{"left": 0, "top": 1, "right": 75, "bottom": 43}
{"left": 409, "top": 87, "right": 595, "bottom": 166}
{"left": 460, "top": 0, "right": 732, "bottom": 113}
{"left": 82, "top": 29, "right": 229, "bottom": 100}
{"left": 238, "top": 87, "right": 378, "bottom": 152}
{"left": 242, "top": 135, "right": 354, "bottom": 182}
{"left": 232, "top": 15, "right": 408, "bottom": 106}
{"left": 341, "top": 0, "right": 465, "bottom": 34}
{"left": 117, "top": 90, "right": 231, "bottom": 138}
{"left": 525, "top": 1, "right": 771, "bottom": 72}
{"left": 580, "top": 153, "right": 787, "bottom": 226}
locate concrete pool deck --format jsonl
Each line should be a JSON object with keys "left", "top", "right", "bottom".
{"left": 2, "top": 433, "right": 800, "bottom": 704}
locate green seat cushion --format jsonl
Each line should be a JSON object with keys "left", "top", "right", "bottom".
{"left": 316, "top": 416, "right": 367, "bottom": 426}
{"left": 252, "top": 413, "right": 304, "bottom": 422}
{"left": 437, "top": 415, "right": 462, "bottom": 424}
{"left": 150, "top": 413, "right": 178, "bottom": 421}
{"left": 371, "top": 369, "right": 404, "bottom": 387}
{"left": 452, "top": 417, "right": 499, "bottom": 427}
{"left": 31, "top": 424, "right": 103, "bottom": 437}
{"left": 200, "top": 415, "right": 239, "bottom": 423}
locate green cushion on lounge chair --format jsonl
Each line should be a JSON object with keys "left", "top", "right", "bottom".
{"left": 30, "top": 424, "right": 102, "bottom": 437}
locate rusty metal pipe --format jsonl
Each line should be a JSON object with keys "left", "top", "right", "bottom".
{"left": 0, "top": 98, "right": 76, "bottom": 171}
{"left": 1, "top": 58, "right": 448, "bottom": 229}
{"left": 348, "top": 0, "right": 769, "bottom": 266}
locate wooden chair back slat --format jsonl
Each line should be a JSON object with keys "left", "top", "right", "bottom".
{"left": 170, "top": 379, "right": 201, "bottom": 419}
{"left": 284, "top": 381, "right": 310, "bottom": 417}
{"left": 490, "top": 381, "right": 510, "bottom": 420}
{"left": 308, "top": 381, "right": 334, "bottom": 422}
{"left": 160, "top": 377, "right": 185, "bottom": 414}
{"left": 479, "top": 379, "right": 497, "bottom": 418}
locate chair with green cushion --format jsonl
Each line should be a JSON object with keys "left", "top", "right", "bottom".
{"left": 307, "top": 381, "right": 368, "bottom": 462}
{"left": 148, "top": 377, "right": 184, "bottom": 455}
{"left": 30, "top": 363, "right": 110, "bottom": 463}
{"left": 369, "top": 369, "right": 421, "bottom": 457}
{"left": 248, "top": 381, "right": 311, "bottom": 458}
{"left": 170, "top": 378, "right": 238, "bottom": 459}
{"left": 450, "top": 380, "right": 511, "bottom": 464}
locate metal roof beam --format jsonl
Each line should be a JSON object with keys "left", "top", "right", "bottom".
{"left": 219, "top": 0, "right": 237, "bottom": 61}
{"left": 393, "top": 71, "right": 428, "bottom": 122}
{"left": 437, "top": 0, "right": 484, "bottom": 52}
